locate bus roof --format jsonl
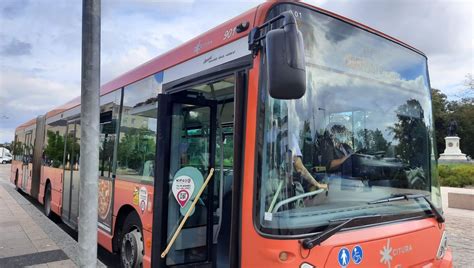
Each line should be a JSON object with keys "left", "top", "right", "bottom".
{"left": 16, "top": 0, "right": 426, "bottom": 132}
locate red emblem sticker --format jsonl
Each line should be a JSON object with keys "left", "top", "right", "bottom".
{"left": 172, "top": 175, "right": 195, "bottom": 208}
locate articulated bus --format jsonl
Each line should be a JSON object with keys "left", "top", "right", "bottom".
{"left": 10, "top": 1, "right": 452, "bottom": 267}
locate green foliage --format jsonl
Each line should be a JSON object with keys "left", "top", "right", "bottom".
{"left": 44, "top": 130, "right": 64, "bottom": 167}
{"left": 117, "top": 127, "right": 155, "bottom": 171}
{"left": 438, "top": 164, "right": 474, "bottom": 188}
{"left": 390, "top": 99, "right": 428, "bottom": 167}
{"left": 431, "top": 88, "right": 448, "bottom": 156}
{"left": 448, "top": 98, "right": 474, "bottom": 158}
{"left": 355, "top": 128, "right": 390, "bottom": 153}
{"left": 217, "top": 135, "right": 234, "bottom": 167}
{"left": 12, "top": 140, "right": 24, "bottom": 157}
{"left": 44, "top": 130, "right": 65, "bottom": 168}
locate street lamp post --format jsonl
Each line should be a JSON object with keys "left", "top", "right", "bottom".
{"left": 79, "top": 0, "right": 100, "bottom": 267}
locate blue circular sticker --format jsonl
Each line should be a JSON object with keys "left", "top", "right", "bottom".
{"left": 338, "top": 247, "right": 350, "bottom": 267}
{"left": 352, "top": 245, "right": 363, "bottom": 264}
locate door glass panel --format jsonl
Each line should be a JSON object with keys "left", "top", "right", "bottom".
{"left": 62, "top": 122, "right": 76, "bottom": 221}
{"left": 70, "top": 121, "right": 81, "bottom": 225}
{"left": 166, "top": 104, "right": 211, "bottom": 265}
{"left": 163, "top": 75, "right": 236, "bottom": 266}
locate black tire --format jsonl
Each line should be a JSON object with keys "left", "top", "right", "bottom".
{"left": 1, "top": 160, "right": 5, "bottom": 164}
{"left": 120, "top": 212, "right": 144, "bottom": 268}
{"left": 44, "top": 183, "right": 52, "bottom": 218}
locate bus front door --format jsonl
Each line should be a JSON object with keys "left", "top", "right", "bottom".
{"left": 156, "top": 93, "right": 218, "bottom": 267}
{"left": 62, "top": 120, "right": 81, "bottom": 228}
{"left": 153, "top": 73, "right": 243, "bottom": 267}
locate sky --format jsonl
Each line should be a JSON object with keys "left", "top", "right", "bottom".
{"left": 0, "top": 0, "right": 472, "bottom": 143}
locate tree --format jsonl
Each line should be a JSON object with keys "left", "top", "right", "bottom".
{"left": 431, "top": 83, "right": 473, "bottom": 158}
{"left": 44, "top": 130, "right": 66, "bottom": 168}
{"left": 389, "top": 99, "right": 429, "bottom": 168}
{"left": 431, "top": 88, "right": 448, "bottom": 157}
{"left": 117, "top": 127, "right": 156, "bottom": 172}
{"left": 448, "top": 98, "right": 474, "bottom": 158}
{"left": 355, "top": 128, "right": 390, "bottom": 153}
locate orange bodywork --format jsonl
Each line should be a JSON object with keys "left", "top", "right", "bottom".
{"left": 10, "top": 160, "right": 22, "bottom": 186}
{"left": 111, "top": 179, "right": 155, "bottom": 267}
{"left": 39, "top": 166, "right": 64, "bottom": 215}
{"left": 9, "top": 1, "right": 453, "bottom": 267}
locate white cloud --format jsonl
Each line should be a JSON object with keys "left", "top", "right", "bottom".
{"left": 308, "top": 0, "right": 474, "bottom": 98}
{"left": 0, "top": 70, "right": 78, "bottom": 142}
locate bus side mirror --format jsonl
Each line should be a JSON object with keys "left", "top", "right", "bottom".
{"left": 266, "top": 11, "right": 306, "bottom": 99}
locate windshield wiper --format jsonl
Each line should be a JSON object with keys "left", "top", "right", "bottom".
{"left": 301, "top": 214, "right": 383, "bottom": 249}
{"left": 368, "top": 193, "right": 445, "bottom": 223}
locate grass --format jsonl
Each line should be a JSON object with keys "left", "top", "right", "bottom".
{"left": 438, "top": 163, "right": 474, "bottom": 188}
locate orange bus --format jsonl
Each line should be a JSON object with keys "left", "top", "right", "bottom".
{"left": 10, "top": 1, "right": 452, "bottom": 267}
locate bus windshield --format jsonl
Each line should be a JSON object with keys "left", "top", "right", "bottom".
{"left": 257, "top": 4, "right": 440, "bottom": 236}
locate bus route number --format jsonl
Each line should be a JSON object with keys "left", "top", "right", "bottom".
{"left": 290, "top": 10, "right": 302, "bottom": 19}
{"left": 223, "top": 27, "right": 236, "bottom": 40}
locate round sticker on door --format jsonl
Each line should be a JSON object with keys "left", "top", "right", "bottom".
{"left": 172, "top": 167, "right": 203, "bottom": 216}
{"left": 172, "top": 175, "right": 195, "bottom": 208}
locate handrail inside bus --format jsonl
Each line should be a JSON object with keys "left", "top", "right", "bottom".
{"left": 272, "top": 188, "right": 325, "bottom": 213}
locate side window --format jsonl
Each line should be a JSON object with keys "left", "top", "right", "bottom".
{"left": 13, "top": 132, "right": 25, "bottom": 161}
{"left": 116, "top": 72, "right": 163, "bottom": 183}
{"left": 43, "top": 119, "right": 68, "bottom": 168}
{"left": 25, "top": 129, "right": 35, "bottom": 163}
{"left": 99, "top": 90, "right": 122, "bottom": 178}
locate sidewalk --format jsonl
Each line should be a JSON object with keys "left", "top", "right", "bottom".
{"left": 0, "top": 165, "right": 104, "bottom": 267}
{"left": 0, "top": 184, "right": 75, "bottom": 267}
{"left": 441, "top": 187, "right": 474, "bottom": 268}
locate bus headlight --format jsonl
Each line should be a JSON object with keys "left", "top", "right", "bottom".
{"left": 436, "top": 231, "right": 448, "bottom": 259}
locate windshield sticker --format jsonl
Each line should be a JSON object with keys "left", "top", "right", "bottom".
{"left": 264, "top": 212, "right": 273, "bottom": 221}
{"left": 338, "top": 247, "right": 350, "bottom": 267}
{"left": 139, "top": 186, "right": 147, "bottom": 213}
{"left": 352, "top": 245, "right": 363, "bottom": 265}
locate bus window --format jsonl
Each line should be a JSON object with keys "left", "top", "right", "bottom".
{"left": 43, "top": 120, "right": 67, "bottom": 168}
{"left": 116, "top": 73, "right": 162, "bottom": 183}
{"left": 99, "top": 90, "right": 122, "bottom": 178}
{"left": 13, "top": 132, "right": 25, "bottom": 161}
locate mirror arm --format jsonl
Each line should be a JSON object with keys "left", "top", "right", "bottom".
{"left": 248, "top": 11, "right": 293, "bottom": 57}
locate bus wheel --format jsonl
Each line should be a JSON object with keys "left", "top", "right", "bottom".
{"left": 44, "top": 183, "right": 52, "bottom": 218}
{"left": 120, "top": 213, "right": 144, "bottom": 268}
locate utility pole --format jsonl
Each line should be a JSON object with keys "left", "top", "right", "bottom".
{"left": 79, "top": 0, "right": 100, "bottom": 267}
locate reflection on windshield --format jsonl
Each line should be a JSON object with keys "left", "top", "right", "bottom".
{"left": 257, "top": 5, "right": 439, "bottom": 235}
